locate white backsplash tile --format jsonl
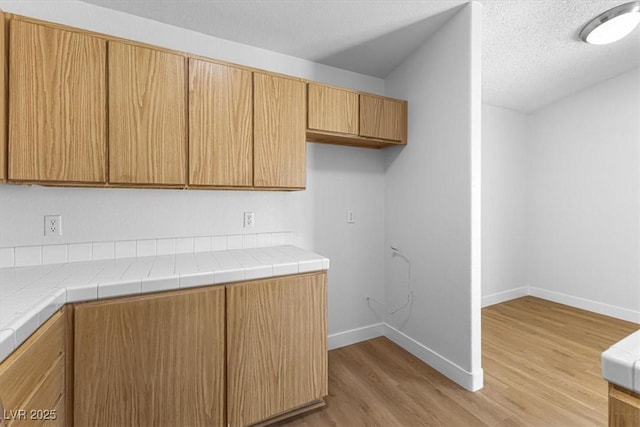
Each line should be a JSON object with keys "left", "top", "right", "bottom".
{"left": 92, "top": 242, "right": 115, "bottom": 260}
{"left": 193, "top": 236, "right": 211, "bottom": 253}
{"left": 242, "top": 234, "right": 257, "bottom": 249}
{"left": 211, "top": 236, "right": 227, "bottom": 251}
{"left": 115, "top": 241, "right": 136, "bottom": 258}
{"left": 156, "top": 238, "right": 175, "bottom": 256}
{"left": 42, "top": 245, "right": 68, "bottom": 265}
{"left": 175, "top": 237, "right": 194, "bottom": 254}
{"left": 1, "top": 232, "right": 294, "bottom": 269}
{"left": 68, "top": 243, "right": 92, "bottom": 262}
{"left": 15, "top": 246, "right": 42, "bottom": 267}
{"left": 136, "top": 239, "right": 156, "bottom": 257}
{"left": 257, "top": 233, "right": 272, "bottom": 248}
{"left": 0, "top": 247, "right": 15, "bottom": 268}
{"left": 227, "top": 235, "right": 242, "bottom": 250}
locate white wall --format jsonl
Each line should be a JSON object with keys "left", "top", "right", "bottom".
{"left": 0, "top": 1, "right": 386, "bottom": 340}
{"left": 526, "top": 68, "right": 640, "bottom": 322}
{"left": 383, "top": 3, "right": 483, "bottom": 391}
{"left": 481, "top": 105, "right": 528, "bottom": 306}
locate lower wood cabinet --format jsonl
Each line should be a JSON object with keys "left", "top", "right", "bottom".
{"left": 226, "top": 272, "right": 328, "bottom": 426}
{"left": 0, "top": 309, "right": 66, "bottom": 427}
{"left": 609, "top": 383, "right": 640, "bottom": 427}
{"left": 0, "top": 272, "right": 327, "bottom": 427}
{"left": 73, "top": 286, "right": 225, "bottom": 426}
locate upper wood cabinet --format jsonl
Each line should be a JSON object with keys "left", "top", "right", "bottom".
{"left": 226, "top": 273, "right": 328, "bottom": 426}
{"left": 306, "top": 84, "right": 407, "bottom": 148}
{"left": 8, "top": 19, "right": 107, "bottom": 182}
{"left": 254, "top": 73, "right": 306, "bottom": 189}
{"left": 308, "top": 83, "right": 358, "bottom": 135}
{"left": 360, "top": 94, "right": 407, "bottom": 143}
{"left": 108, "top": 41, "right": 186, "bottom": 186}
{"left": 74, "top": 286, "right": 225, "bottom": 426}
{"left": 189, "top": 59, "right": 252, "bottom": 187}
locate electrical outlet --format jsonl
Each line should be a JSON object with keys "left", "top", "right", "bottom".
{"left": 44, "top": 215, "right": 62, "bottom": 237}
{"left": 347, "top": 210, "right": 355, "bottom": 224}
{"left": 243, "top": 211, "right": 255, "bottom": 228}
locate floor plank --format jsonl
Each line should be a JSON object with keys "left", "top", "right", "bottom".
{"left": 278, "top": 296, "right": 638, "bottom": 426}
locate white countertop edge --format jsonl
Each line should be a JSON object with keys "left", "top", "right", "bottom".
{"left": 0, "top": 246, "right": 328, "bottom": 364}
{"left": 602, "top": 329, "right": 640, "bottom": 394}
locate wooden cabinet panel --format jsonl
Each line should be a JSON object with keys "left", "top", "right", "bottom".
{"left": 308, "top": 83, "right": 358, "bottom": 135}
{"left": 226, "top": 273, "right": 327, "bottom": 426}
{"left": 609, "top": 384, "right": 640, "bottom": 427}
{"left": 74, "top": 286, "right": 225, "bottom": 427}
{"left": 0, "top": 310, "right": 64, "bottom": 414}
{"left": 0, "top": 13, "right": 6, "bottom": 182}
{"left": 360, "top": 94, "right": 407, "bottom": 143}
{"left": 254, "top": 73, "right": 306, "bottom": 189}
{"left": 109, "top": 42, "right": 186, "bottom": 185}
{"left": 189, "top": 59, "right": 252, "bottom": 187}
{"left": 8, "top": 20, "right": 107, "bottom": 182}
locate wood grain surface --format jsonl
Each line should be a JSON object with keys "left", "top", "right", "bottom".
{"left": 73, "top": 286, "right": 225, "bottom": 426}
{"left": 189, "top": 59, "right": 252, "bottom": 187}
{"left": 0, "top": 310, "right": 64, "bottom": 415}
{"left": 277, "top": 297, "right": 638, "bottom": 427}
{"left": 359, "top": 94, "right": 407, "bottom": 143}
{"left": 253, "top": 73, "right": 306, "bottom": 189}
{"left": 8, "top": 20, "right": 107, "bottom": 182}
{"left": 0, "top": 13, "right": 6, "bottom": 182}
{"left": 108, "top": 41, "right": 186, "bottom": 185}
{"left": 609, "top": 384, "right": 640, "bottom": 427}
{"left": 226, "top": 273, "right": 327, "bottom": 426}
{"left": 307, "top": 83, "right": 358, "bottom": 135}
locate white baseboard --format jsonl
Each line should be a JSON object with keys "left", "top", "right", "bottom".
{"left": 528, "top": 287, "right": 640, "bottom": 324}
{"left": 482, "top": 287, "right": 528, "bottom": 307}
{"left": 327, "top": 323, "right": 385, "bottom": 350}
{"left": 383, "top": 324, "right": 484, "bottom": 392}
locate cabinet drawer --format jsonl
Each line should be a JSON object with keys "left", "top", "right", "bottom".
{"left": 0, "top": 311, "right": 64, "bottom": 412}
{"left": 10, "top": 356, "right": 64, "bottom": 427}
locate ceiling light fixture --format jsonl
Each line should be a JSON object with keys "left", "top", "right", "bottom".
{"left": 580, "top": 1, "right": 640, "bottom": 45}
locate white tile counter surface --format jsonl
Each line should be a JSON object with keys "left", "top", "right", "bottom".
{"left": 602, "top": 330, "right": 640, "bottom": 394}
{"left": 0, "top": 245, "right": 329, "bottom": 363}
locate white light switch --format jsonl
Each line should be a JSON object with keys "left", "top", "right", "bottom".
{"left": 347, "top": 210, "right": 355, "bottom": 224}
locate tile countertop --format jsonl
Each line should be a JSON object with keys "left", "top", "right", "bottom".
{"left": 602, "top": 330, "right": 640, "bottom": 394}
{"left": 0, "top": 245, "right": 329, "bottom": 363}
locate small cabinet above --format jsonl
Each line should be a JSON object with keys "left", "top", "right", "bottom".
{"left": 306, "top": 83, "right": 407, "bottom": 149}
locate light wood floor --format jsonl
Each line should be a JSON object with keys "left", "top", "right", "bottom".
{"left": 278, "top": 296, "right": 638, "bottom": 426}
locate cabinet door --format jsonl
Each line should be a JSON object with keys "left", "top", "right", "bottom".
{"left": 308, "top": 83, "right": 358, "bottom": 135}
{"left": 74, "top": 287, "right": 225, "bottom": 427}
{"left": 189, "top": 59, "right": 252, "bottom": 187}
{"left": 9, "top": 20, "right": 107, "bottom": 182}
{"left": 253, "top": 73, "right": 306, "bottom": 189}
{"left": 360, "top": 94, "right": 407, "bottom": 143}
{"left": 109, "top": 42, "right": 186, "bottom": 185}
{"left": 0, "top": 310, "right": 65, "bottom": 425}
{"left": 226, "top": 273, "right": 327, "bottom": 426}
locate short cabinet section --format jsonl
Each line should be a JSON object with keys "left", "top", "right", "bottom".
{"left": 0, "top": 309, "right": 67, "bottom": 426}
{"left": 108, "top": 42, "right": 187, "bottom": 186}
{"left": 308, "top": 83, "right": 359, "bottom": 136}
{"left": 253, "top": 73, "right": 307, "bottom": 189}
{"left": 609, "top": 384, "right": 640, "bottom": 427}
{"left": 189, "top": 59, "right": 253, "bottom": 187}
{"left": 306, "top": 83, "right": 407, "bottom": 148}
{"left": 359, "top": 94, "right": 407, "bottom": 143}
{"left": 8, "top": 19, "right": 107, "bottom": 183}
{"left": 73, "top": 286, "right": 225, "bottom": 426}
{"left": 226, "top": 272, "right": 328, "bottom": 426}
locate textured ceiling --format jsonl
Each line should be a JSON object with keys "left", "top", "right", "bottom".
{"left": 80, "top": 0, "right": 640, "bottom": 112}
